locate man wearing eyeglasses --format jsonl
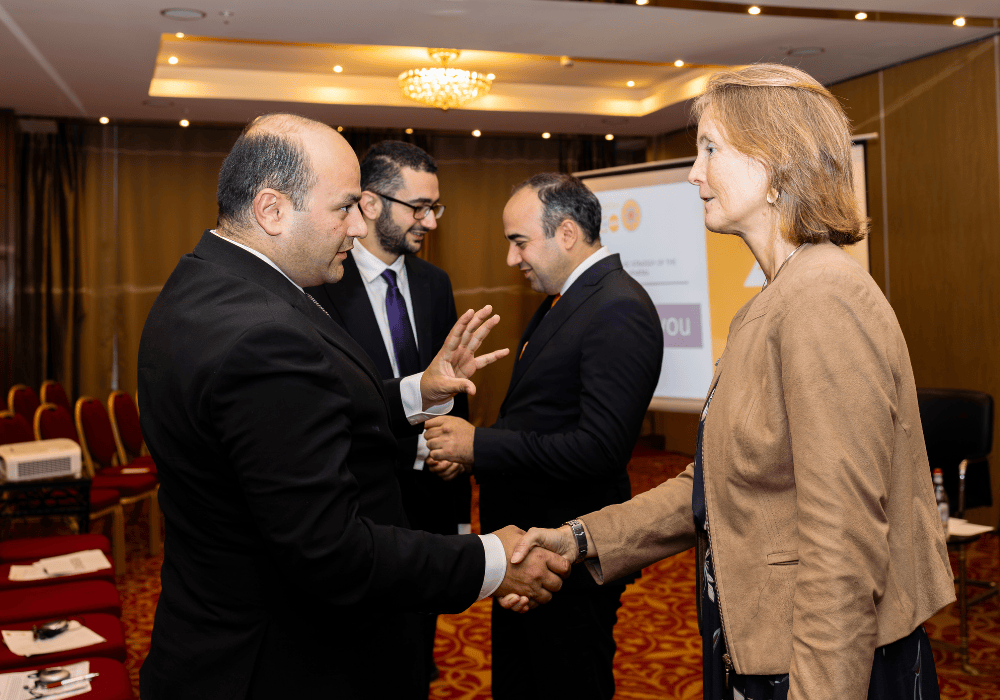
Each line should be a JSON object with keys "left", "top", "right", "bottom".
{"left": 307, "top": 140, "right": 468, "bottom": 690}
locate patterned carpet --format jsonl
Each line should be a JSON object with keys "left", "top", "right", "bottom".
{"left": 12, "top": 448, "right": 998, "bottom": 698}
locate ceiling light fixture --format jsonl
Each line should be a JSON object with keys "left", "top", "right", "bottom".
{"left": 953, "top": 16, "right": 966, "bottom": 26}
{"left": 636, "top": 0, "right": 649, "bottom": 5}
{"left": 542, "top": 132, "right": 551, "bottom": 139}
{"left": 399, "top": 48, "right": 493, "bottom": 111}
{"left": 333, "top": 65, "right": 343, "bottom": 73}
{"left": 337, "top": 126, "right": 344, "bottom": 132}
{"left": 855, "top": 12, "right": 866, "bottom": 20}
{"left": 160, "top": 8, "right": 206, "bottom": 20}
{"left": 605, "top": 134, "right": 614, "bottom": 141}
{"left": 472, "top": 129, "right": 481, "bottom": 137}
{"left": 626, "top": 80, "right": 635, "bottom": 87}
{"left": 168, "top": 56, "right": 179, "bottom": 64}
{"left": 99, "top": 117, "right": 109, "bottom": 124}
{"left": 748, "top": 6, "right": 761, "bottom": 15}
{"left": 179, "top": 119, "right": 189, "bottom": 127}
{"left": 405, "top": 128, "right": 414, "bottom": 134}
{"left": 674, "top": 59, "right": 685, "bottom": 67}
{"left": 175, "top": 32, "right": 185, "bottom": 38}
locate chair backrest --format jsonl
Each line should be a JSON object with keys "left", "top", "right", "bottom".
{"left": 75, "top": 397, "right": 120, "bottom": 476}
{"left": 7, "top": 384, "right": 40, "bottom": 425}
{"left": 40, "top": 380, "right": 72, "bottom": 413}
{"left": 916, "top": 388, "right": 994, "bottom": 514}
{"left": 0, "top": 410, "right": 34, "bottom": 446}
{"left": 108, "top": 390, "right": 144, "bottom": 463}
{"left": 34, "top": 403, "right": 79, "bottom": 442}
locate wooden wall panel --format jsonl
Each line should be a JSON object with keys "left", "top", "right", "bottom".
{"left": 0, "top": 110, "right": 14, "bottom": 392}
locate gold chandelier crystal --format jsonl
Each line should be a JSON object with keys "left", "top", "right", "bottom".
{"left": 399, "top": 48, "right": 494, "bottom": 111}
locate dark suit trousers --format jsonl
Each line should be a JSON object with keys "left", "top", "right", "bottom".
{"left": 491, "top": 581, "right": 627, "bottom": 700}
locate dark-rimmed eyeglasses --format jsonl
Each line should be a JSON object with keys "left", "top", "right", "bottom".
{"left": 372, "top": 192, "right": 445, "bottom": 221}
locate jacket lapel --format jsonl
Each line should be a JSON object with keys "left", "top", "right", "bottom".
{"left": 405, "top": 256, "right": 436, "bottom": 367}
{"left": 194, "top": 232, "right": 388, "bottom": 397}
{"left": 326, "top": 253, "right": 396, "bottom": 379}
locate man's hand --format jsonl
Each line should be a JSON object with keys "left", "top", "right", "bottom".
{"left": 420, "top": 305, "right": 509, "bottom": 410}
{"left": 496, "top": 525, "right": 580, "bottom": 611}
{"left": 425, "top": 415, "right": 475, "bottom": 464}
{"left": 425, "top": 456, "right": 469, "bottom": 482}
{"left": 491, "top": 525, "right": 570, "bottom": 612}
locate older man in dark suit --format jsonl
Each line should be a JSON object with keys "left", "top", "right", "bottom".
{"left": 426, "top": 173, "right": 663, "bottom": 700}
{"left": 137, "top": 114, "right": 567, "bottom": 700}
{"left": 306, "top": 140, "right": 471, "bottom": 687}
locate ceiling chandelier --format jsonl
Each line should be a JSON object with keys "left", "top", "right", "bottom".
{"left": 399, "top": 49, "right": 494, "bottom": 111}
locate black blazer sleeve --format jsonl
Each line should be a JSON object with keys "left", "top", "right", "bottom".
{"left": 210, "top": 320, "right": 483, "bottom": 611}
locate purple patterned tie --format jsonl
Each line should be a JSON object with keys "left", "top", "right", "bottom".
{"left": 381, "top": 269, "right": 421, "bottom": 377}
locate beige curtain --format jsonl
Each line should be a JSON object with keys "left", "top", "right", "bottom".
{"left": 78, "top": 125, "right": 239, "bottom": 399}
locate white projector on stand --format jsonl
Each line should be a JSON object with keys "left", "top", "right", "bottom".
{"left": 0, "top": 439, "right": 82, "bottom": 482}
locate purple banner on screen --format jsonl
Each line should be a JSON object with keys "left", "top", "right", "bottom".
{"left": 655, "top": 304, "right": 703, "bottom": 348}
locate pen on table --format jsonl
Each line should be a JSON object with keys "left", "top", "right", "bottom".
{"left": 44, "top": 672, "right": 99, "bottom": 689}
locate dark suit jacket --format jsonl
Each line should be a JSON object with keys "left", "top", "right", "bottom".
{"left": 475, "top": 253, "right": 663, "bottom": 587}
{"left": 307, "top": 252, "right": 471, "bottom": 533}
{"left": 137, "top": 232, "right": 484, "bottom": 700}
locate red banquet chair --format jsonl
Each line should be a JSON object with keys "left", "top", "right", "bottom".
{"left": 3, "top": 656, "right": 134, "bottom": 699}
{"left": 74, "top": 398, "right": 160, "bottom": 557}
{"left": 6, "top": 384, "right": 40, "bottom": 425}
{"left": 31, "top": 404, "right": 126, "bottom": 570}
{"left": 0, "top": 534, "right": 112, "bottom": 564}
{"left": 0, "top": 614, "right": 126, "bottom": 669}
{"left": 40, "top": 379, "right": 72, "bottom": 413}
{"left": 0, "top": 580, "right": 121, "bottom": 626}
{"left": 107, "top": 390, "right": 155, "bottom": 471}
{"left": 0, "top": 410, "right": 34, "bottom": 445}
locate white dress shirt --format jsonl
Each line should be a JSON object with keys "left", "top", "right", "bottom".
{"left": 560, "top": 245, "right": 612, "bottom": 296}
{"left": 212, "top": 232, "right": 503, "bottom": 598}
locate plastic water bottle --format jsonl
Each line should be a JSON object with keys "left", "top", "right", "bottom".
{"left": 932, "top": 468, "right": 949, "bottom": 540}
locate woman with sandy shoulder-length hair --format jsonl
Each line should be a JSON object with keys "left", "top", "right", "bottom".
{"left": 504, "top": 63, "right": 956, "bottom": 700}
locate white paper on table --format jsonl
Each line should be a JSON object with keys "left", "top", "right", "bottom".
{"left": 119, "top": 467, "right": 149, "bottom": 474}
{"left": 36, "top": 550, "right": 111, "bottom": 577}
{"left": 2, "top": 621, "right": 106, "bottom": 658}
{"left": 0, "top": 660, "right": 91, "bottom": 700}
{"left": 7, "top": 565, "right": 48, "bottom": 582}
{"left": 948, "top": 518, "right": 995, "bottom": 538}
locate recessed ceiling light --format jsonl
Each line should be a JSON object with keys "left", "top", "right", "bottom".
{"left": 333, "top": 65, "right": 343, "bottom": 73}
{"left": 787, "top": 47, "right": 824, "bottom": 56}
{"left": 487, "top": 73, "right": 495, "bottom": 81}
{"left": 626, "top": 80, "right": 635, "bottom": 87}
{"left": 542, "top": 132, "right": 551, "bottom": 139}
{"left": 854, "top": 12, "right": 867, "bottom": 20}
{"left": 636, "top": 0, "right": 649, "bottom": 5}
{"left": 337, "top": 126, "right": 344, "bottom": 132}
{"left": 605, "top": 134, "right": 614, "bottom": 141}
{"left": 405, "top": 128, "right": 414, "bottom": 134}
{"left": 472, "top": 129, "right": 481, "bottom": 137}
{"left": 674, "top": 59, "right": 685, "bottom": 67}
{"left": 168, "top": 56, "right": 179, "bottom": 64}
{"left": 160, "top": 8, "right": 206, "bottom": 20}
{"left": 953, "top": 16, "right": 966, "bottom": 26}
{"left": 175, "top": 32, "right": 185, "bottom": 38}
{"left": 748, "top": 5, "right": 761, "bottom": 15}
{"left": 99, "top": 117, "right": 109, "bottom": 125}
{"left": 179, "top": 119, "right": 189, "bottom": 127}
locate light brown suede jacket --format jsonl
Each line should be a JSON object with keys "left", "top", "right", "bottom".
{"left": 580, "top": 242, "right": 955, "bottom": 700}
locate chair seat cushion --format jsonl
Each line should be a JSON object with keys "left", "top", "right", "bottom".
{"left": 0, "top": 535, "right": 111, "bottom": 564}
{"left": 0, "top": 613, "right": 126, "bottom": 669}
{"left": 90, "top": 488, "right": 121, "bottom": 511}
{"left": 0, "top": 580, "right": 121, "bottom": 625}
{"left": 91, "top": 473, "right": 157, "bottom": 497}
{"left": 3, "top": 655, "right": 134, "bottom": 699}
{"left": 0, "top": 554, "right": 116, "bottom": 591}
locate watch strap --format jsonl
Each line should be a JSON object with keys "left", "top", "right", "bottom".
{"left": 565, "top": 519, "right": 587, "bottom": 564}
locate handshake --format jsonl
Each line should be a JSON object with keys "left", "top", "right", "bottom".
{"left": 490, "top": 523, "right": 584, "bottom": 613}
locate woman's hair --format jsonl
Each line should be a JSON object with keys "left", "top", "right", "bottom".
{"left": 692, "top": 64, "right": 868, "bottom": 246}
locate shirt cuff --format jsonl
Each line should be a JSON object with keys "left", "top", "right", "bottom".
{"left": 478, "top": 533, "right": 507, "bottom": 600}
{"left": 401, "top": 373, "right": 455, "bottom": 425}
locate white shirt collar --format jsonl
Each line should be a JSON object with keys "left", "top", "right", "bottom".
{"left": 352, "top": 240, "right": 406, "bottom": 285}
{"left": 210, "top": 229, "right": 304, "bottom": 293}
{"left": 559, "top": 246, "right": 611, "bottom": 296}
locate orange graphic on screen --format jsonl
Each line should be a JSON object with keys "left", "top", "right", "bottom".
{"left": 608, "top": 214, "right": 620, "bottom": 232}
{"left": 622, "top": 200, "right": 641, "bottom": 231}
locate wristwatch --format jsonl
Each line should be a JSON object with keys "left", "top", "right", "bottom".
{"left": 564, "top": 519, "right": 588, "bottom": 564}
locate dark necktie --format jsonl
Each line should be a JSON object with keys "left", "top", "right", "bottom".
{"left": 381, "top": 269, "right": 421, "bottom": 377}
